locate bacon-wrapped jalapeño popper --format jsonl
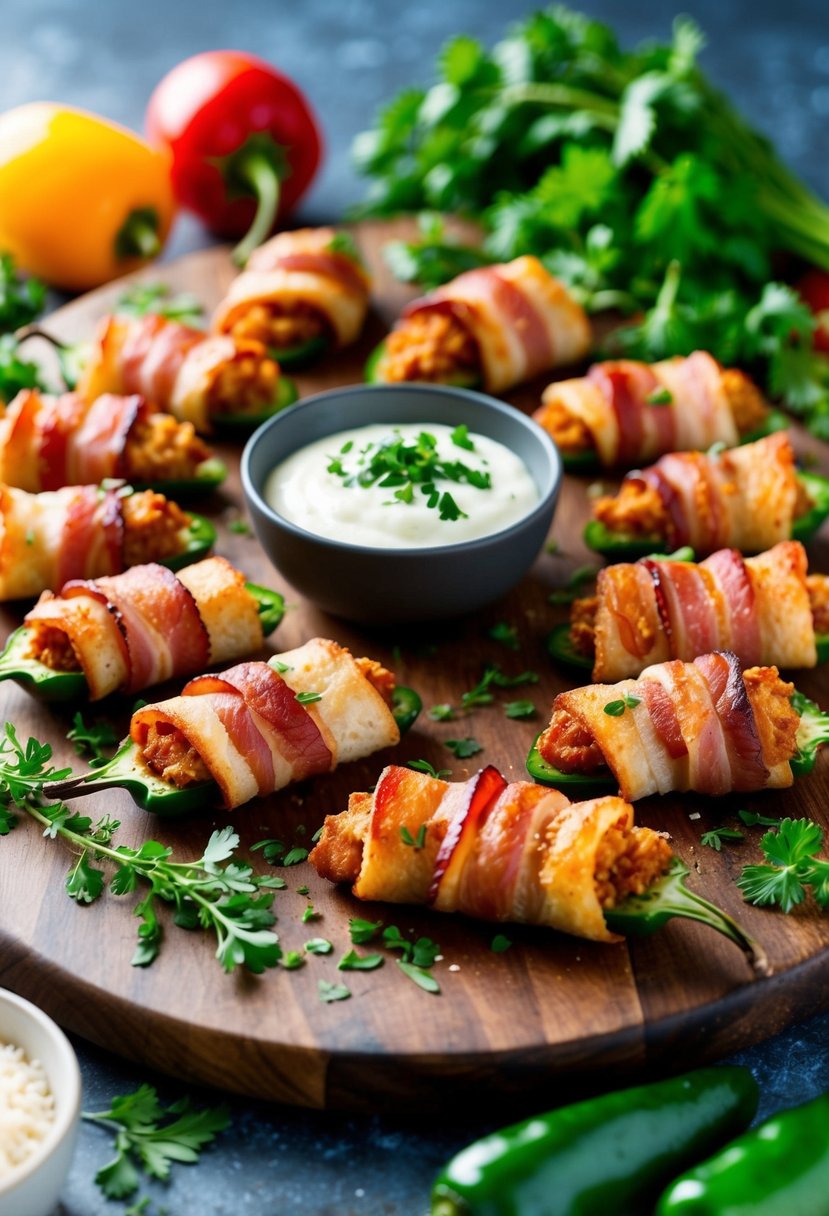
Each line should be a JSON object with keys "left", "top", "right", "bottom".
{"left": 0, "top": 557, "right": 283, "bottom": 702}
{"left": 69, "top": 312, "right": 297, "bottom": 434}
{"left": 213, "top": 227, "right": 372, "bottom": 368}
{"left": 365, "top": 256, "right": 591, "bottom": 393}
{"left": 0, "top": 482, "right": 214, "bottom": 601}
{"left": 309, "top": 764, "right": 767, "bottom": 974}
{"left": 0, "top": 389, "right": 225, "bottom": 496}
{"left": 548, "top": 542, "right": 829, "bottom": 679}
{"left": 45, "top": 638, "right": 422, "bottom": 815}
{"left": 527, "top": 651, "right": 829, "bottom": 797}
{"left": 584, "top": 433, "right": 829, "bottom": 560}
{"left": 534, "top": 351, "right": 786, "bottom": 471}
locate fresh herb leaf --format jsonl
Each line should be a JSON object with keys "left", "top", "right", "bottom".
{"left": 445, "top": 737, "right": 483, "bottom": 759}
{"left": 491, "top": 934, "right": 512, "bottom": 952}
{"left": 738, "top": 817, "right": 829, "bottom": 913}
{"left": 408, "top": 758, "right": 451, "bottom": 779}
{"left": 301, "top": 904, "right": 320, "bottom": 923}
{"left": 281, "top": 951, "right": 305, "bottom": 970}
{"left": 251, "top": 838, "right": 286, "bottom": 864}
{"left": 646, "top": 386, "right": 673, "bottom": 405}
{"left": 0, "top": 334, "right": 46, "bottom": 403}
{"left": 700, "top": 826, "right": 745, "bottom": 852}
{"left": 116, "top": 283, "right": 204, "bottom": 325}
{"left": 488, "top": 622, "right": 520, "bottom": 650}
{"left": 318, "top": 979, "right": 351, "bottom": 1003}
{"left": 738, "top": 809, "right": 783, "bottom": 828}
{"left": 338, "top": 950, "right": 385, "bottom": 971}
{"left": 396, "top": 960, "right": 440, "bottom": 993}
{"left": 83, "top": 1083, "right": 228, "bottom": 1200}
{"left": 0, "top": 254, "right": 46, "bottom": 332}
{"left": 282, "top": 847, "right": 309, "bottom": 867}
{"left": 349, "top": 917, "right": 383, "bottom": 944}
{"left": 603, "top": 693, "right": 641, "bottom": 716}
{"left": 400, "top": 824, "right": 428, "bottom": 849}
{"left": 295, "top": 691, "right": 323, "bottom": 706}
{"left": 305, "top": 938, "right": 333, "bottom": 955}
{"left": 504, "top": 700, "right": 537, "bottom": 719}
{"left": 67, "top": 712, "right": 118, "bottom": 764}
{"left": 428, "top": 704, "right": 456, "bottom": 722}
{"left": 227, "top": 519, "right": 251, "bottom": 535}
{"left": 791, "top": 690, "right": 829, "bottom": 776}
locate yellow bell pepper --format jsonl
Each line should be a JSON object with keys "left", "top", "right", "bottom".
{"left": 0, "top": 103, "right": 177, "bottom": 291}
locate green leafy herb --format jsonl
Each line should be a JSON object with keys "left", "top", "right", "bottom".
{"left": 227, "top": 519, "right": 252, "bottom": 535}
{"left": 318, "top": 979, "right": 351, "bottom": 1003}
{"left": 295, "top": 691, "right": 323, "bottom": 706}
{"left": 445, "top": 737, "right": 483, "bottom": 759}
{"left": 251, "top": 837, "right": 286, "bottom": 864}
{"left": 67, "top": 712, "right": 118, "bottom": 765}
{"left": 646, "top": 386, "right": 673, "bottom": 405}
{"left": 349, "top": 917, "right": 383, "bottom": 944}
{"left": 548, "top": 566, "right": 599, "bottom": 605}
{"left": 281, "top": 951, "right": 305, "bottom": 970}
{"left": 491, "top": 934, "right": 512, "bottom": 952}
{"left": 738, "top": 809, "right": 783, "bottom": 828}
{"left": 603, "top": 693, "right": 641, "bottom": 716}
{"left": 354, "top": 9, "right": 829, "bottom": 436}
{"left": 737, "top": 817, "right": 829, "bottom": 913}
{"left": 116, "top": 283, "right": 204, "bottom": 325}
{"left": 0, "top": 333, "right": 46, "bottom": 403}
{"left": 488, "top": 622, "right": 520, "bottom": 650}
{"left": 0, "top": 724, "right": 73, "bottom": 807}
{"left": 700, "top": 826, "right": 745, "bottom": 852}
{"left": 504, "top": 700, "right": 537, "bottom": 719}
{"left": 83, "top": 1083, "right": 228, "bottom": 1200}
{"left": 396, "top": 960, "right": 441, "bottom": 993}
{"left": 0, "top": 254, "right": 45, "bottom": 333}
{"left": 304, "top": 937, "right": 333, "bottom": 955}
{"left": 428, "top": 704, "right": 456, "bottom": 722}
{"left": 272, "top": 661, "right": 292, "bottom": 674}
{"left": 326, "top": 231, "right": 362, "bottom": 261}
{"left": 461, "top": 662, "right": 539, "bottom": 709}
{"left": 400, "top": 824, "right": 428, "bottom": 849}
{"left": 338, "top": 949, "right": 385, "bottom": 971}
{"left": 451, "top": 423, "right": 475, "bottom": 450}
{"left": 791, "top": 690, "right": 829, "bottom": 776}
{"left": 281, "top": 847, "right": 309, "bottom": 867}
{"left": 408, "top": 758, "right": 452, "bottom": 779}
{"left": 301, "top": 904, "right": 320, "bottom": 923}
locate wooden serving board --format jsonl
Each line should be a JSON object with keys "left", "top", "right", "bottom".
{"left": 2, "top": 220, "right": 829, "bottom": 1112}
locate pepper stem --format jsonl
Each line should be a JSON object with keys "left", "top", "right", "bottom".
{"left": 231, "top": 149, "right": 282, "bottom": 268}
{"left": 115, "top": 208, "right": 161, "bottom": 261}
{"left": 605, "top": 859, "right": 770, "bottom": 979}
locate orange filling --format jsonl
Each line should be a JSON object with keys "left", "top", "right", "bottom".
{"left": 594, "top": 826, "right": 673, "bottom": 909}
{"left": 382, "top": 312, "right": 479, "bottom": 383}
{"left": 722, "top": 368, "right": 769, "bottom": 434}
{"left": 122, "top": 491, "right": 190, "bottom": 567}
{"left": 228, "top": 301, "right": 327, "bottom": 349}
{"left": 124, "top": 414, "right": 211, "bottom": 482}
{"left": 535, "top": 394, "right": 593, "bottom": 453}
{"left": 140, "top": 721, "right": 210, "bottom": 788}
{"left": 205, "top": 348, "right": 281, "bottom": 417}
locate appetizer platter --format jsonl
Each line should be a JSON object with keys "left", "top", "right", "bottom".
{"left": 2, "top": 219, "right": 829, "bottom": 1114}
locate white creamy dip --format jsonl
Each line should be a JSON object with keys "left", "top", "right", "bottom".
{"left": 265, "top": 422, "right": 539, "bottom": 548}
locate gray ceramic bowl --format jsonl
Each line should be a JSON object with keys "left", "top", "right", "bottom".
{"left": 241, "top": 383, "right": 562, "bottom": 624}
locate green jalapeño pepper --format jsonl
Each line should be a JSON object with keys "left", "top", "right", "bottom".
{"left": 431, "top": 1067, "right": 758, "bottom": 1216}
{"left": 364, "top": 338, "right": 482, "bottom": 389}
{"left": 655, "top": 1090, "right": 829, "bottom": 1215}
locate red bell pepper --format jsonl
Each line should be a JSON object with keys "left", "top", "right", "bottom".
{"left": 145, "top": 50, "right": 323, "bottom": 266}
{"left": 797, "top": 268, "right": 829, "bottom": 353}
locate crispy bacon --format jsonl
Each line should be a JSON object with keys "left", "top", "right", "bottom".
{"left": 56, "top": 487, "right": 124, "bottom": 586}
{"left": 310, "top": 766, "right": 673, "bottom": 942}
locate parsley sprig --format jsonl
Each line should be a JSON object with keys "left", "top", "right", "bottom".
{"left": 738, "top": 818, "right": 829, "bottom": 913}
{"left": 355, "top": 9, "right": 829, "bottom": 436}
{"left": 115, "top": 283, "right": 204, "bottom": 326}
{"left": 83, "top": 1083, "right": 229, "bottom": 1200}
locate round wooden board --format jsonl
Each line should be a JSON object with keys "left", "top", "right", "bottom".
{"left": 2, "top": 221, "right": 829, "bottom": 1112}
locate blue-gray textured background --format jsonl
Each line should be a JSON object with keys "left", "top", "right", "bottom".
{"left": 1, "top": 1, "right": 828, "bottom": 1212}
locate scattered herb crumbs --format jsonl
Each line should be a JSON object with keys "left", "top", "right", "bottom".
{"left": 282, "top": 847, "right": 309, "bottom": 867}
{"left": 603, "top": 694, "right": 641, "bottom": 716}
{"left": 488, "top": 622, "right": 519, "bottom": 650}
{"left": 82, "top": 1083, "right": 228, "bottom": 1200}
{"left": 491, "top": 934, "right": 512, "bottom": 953}
{"left": 272, "top": 660, "right": 292, "bottom": 673}
{"left": 428, "top": 704, "right": 456, "bottom": 722}
{"left": 295, "top": 824, "right": 307, "bottom": 836}
{"left": 548, "top": 566, "right": 598, "bottom": 605}
{"left": 445, "top": 737, "right": 482, "bottom": 759}
{"left": 67, "top": 713, "right": 118, "bottom": 764}
{"left": 338, "top": 949, "right": 385, "bottom": 971}
{"left": 227, "top": 519, "right": 251, "bottom": 535}
{"left": 318, "top": 979, "right": 351, "bottom": 1003}
{"left": 700, "top": 826, "right": 745, "bottom": 851}
{"left": 451, "top": 423, "right": 475, "bottom": 450}
{"left": 738, "top": 817, "right": 829, "bottom": 912}
{"left": 115, "top": 282, "right": 204, "bottom": 325}
{"left": 546, "top": 539, "right": 559, "bottom": 554}
{"left": 349, "top": 917, "right": 383, "bottom": 944}
{"left": 461, "top": 663, "right": 538, "bottom": 710}
{"left": 295, "top": 690, "right": 323, "bottom": 706}
{"left": 504, "top": 700, "right": 537, "bottom": 720}
{"left": 251, "top": 838, "right": 286, "bottom": 864}
{"left": 296, "top": 884, "right": 310, "bottom": 895}
{"left": 397, "top": 960, "right": 440, "bottom": 994}
{"left": 707, "top": 440, "right": 727, "bottom": 458}
{"left": 646, "top": 387, "right": 673, "bottom": 405}
{"left": 408, "top": 759, "right": 452, "bottom": 779}
{"left": 305, "top": 938, "right": 333, "bottom": 955}
{"left": 311, "top": 826, "right": 324, "bottom": 844}
{"left": 281, "top": 951, "right": 305, "bottom": 970}
{"left": 400, "top": 824, "right": 428, "bottom": 849}
{"left": 302, "top": 905, "right": 320, "bottom": 923}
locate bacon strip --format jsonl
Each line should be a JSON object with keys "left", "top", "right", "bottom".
{"left": 56, "top": 487, "right": 124, "bottom": 587}
{"left": 404, "top": 256, "right": 589, "bottom": 392}
{"left": 538, "top": 652, "right": 796, "bottom": 799}
{"left": 311, "top": 766, "right": 674, "bottom": 943}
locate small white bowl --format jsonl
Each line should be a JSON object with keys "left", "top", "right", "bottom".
{"left": 0, "top": 988, "right": 81, "bottom": 1216}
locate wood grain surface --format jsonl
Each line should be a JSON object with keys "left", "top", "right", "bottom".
{"left": 1, "top": 221, "right": 828, "bottom": 1112}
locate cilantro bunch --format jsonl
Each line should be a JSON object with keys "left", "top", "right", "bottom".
{"left": 354, "top": 8, "right": 829, "bottom": 434}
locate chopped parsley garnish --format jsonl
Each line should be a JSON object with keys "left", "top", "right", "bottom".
{"left": 67, "top": 713, "right": 118, "bottom": 765}
{"left": 504, "top": 700, "right": 537, "bottom": 720}
{"left": 318, "top": 980, "right": 351, "bottom": 1003}
{"left": 400, "top": 824, "right": 428, "bottom": 849}
{"left": 281, "top": 847, "right": 309, "bottom": 867}
{"left": 305, "top": 938, "right": 333, "bottom": 955}
{"left": 488, "top": 621, "right": 519, "bottom": 650}
{"left": 646, "top": 387, "right": 673, "bottom": 405}
{"left": 700, "top": 826, "right": 745, "bottom": 852}
{"left": 349, "top": 917, "right": 383, "bottom": 944}
{"left": 491, "top": 934, "right": 512, "bottom": 953}
{"left": 272, "top": 660, "right": 293, "bottom": 673}
{"left": 295, "top": 690, "right": 323, "bottom": 705}
{"left": 603, "top": 694, "right": 641, "bottom": 716}
{"left": 227, "top": 519, "right": 252, "bottom": 535}
{"left": 428, "top": 704, "right": 456, "bottom": 722}
{"left": 338, "top": 949, "right": 385, "bottom": 971}
{"left": 251, "top": 838, "right": 286, "bottom": 864}
{"left": 462, "top": 663, "right": 539, "bottom": 709}
{"left": 738, "top": 809, "right": 783, "bottom": 828}
{"left": 408, "top": 759, "right": 451, "bottom": 779}
{"left": 301, "top": 905, "right": 320, "bottom": 923}
{"left": 324, "top": 428, "right": 491, "bottom": 520}
{"left": 396, "top": 960, "right": 440, "bottom": 993}
{"left": 281, "top": 951, "right": 305, "bottom": 970}
{"left": 445, "top": 737, "right": 483, "bottom": 759}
